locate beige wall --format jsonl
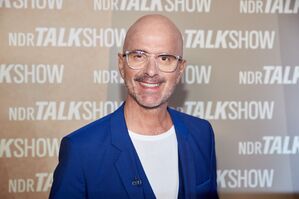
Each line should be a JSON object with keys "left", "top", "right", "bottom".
{"left": 1, "top": 0, "right": 299, "bottom": 198}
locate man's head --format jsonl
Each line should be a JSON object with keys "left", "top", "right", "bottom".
{"left": 118, "top": 14, "right": 186, "bottom": 109}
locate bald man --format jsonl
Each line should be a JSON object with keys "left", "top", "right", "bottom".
{"left": 49, "top": 15, "right": 218, "bottom": 199}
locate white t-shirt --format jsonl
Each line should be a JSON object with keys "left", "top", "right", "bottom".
{"left": 128, "top": 126, "right": 179, "bottom": 199}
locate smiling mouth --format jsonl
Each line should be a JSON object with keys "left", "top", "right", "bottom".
{"left": 139, "top": 82, "right": 160, "bottom": 88}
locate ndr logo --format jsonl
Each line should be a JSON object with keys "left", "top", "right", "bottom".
{"left": 239, "top": 136, "right": 299, "bottom": 155}
{"left": 240, "top": 0, "right": 299, "bottom": 14}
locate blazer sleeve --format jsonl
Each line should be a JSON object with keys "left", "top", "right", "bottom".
{"left": 208, "top": 122, "right": 219, "bottom": 199}
{"left": 49, "top": 137, "right": 86, "bottom": 199}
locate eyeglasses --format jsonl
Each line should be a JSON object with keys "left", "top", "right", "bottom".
{"left": 122, "top": 50, "right": 183, "bottom": 73}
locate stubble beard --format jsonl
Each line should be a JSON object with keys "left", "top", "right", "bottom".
{"left": 125, "top": 78, "right": 176, "bottom": 110}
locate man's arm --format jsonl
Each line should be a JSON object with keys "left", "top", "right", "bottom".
{"left": 208, "top": 123, "right": 219, "bottom": 199}
{"left": 49, "top": 137, "right": 86, "bottom": 199}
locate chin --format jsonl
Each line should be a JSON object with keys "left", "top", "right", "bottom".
{"left": 136, "top": 98, "right": 167, "bottom": 109}
{"left": 139, "top": 103, "right": 163, "bottom": 109}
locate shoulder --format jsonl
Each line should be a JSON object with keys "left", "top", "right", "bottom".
{"left": 169, "top": 108, "right": 217, "bottom": 170}
{"left": 169, "top": 107, "right": 213, "bottom": 134}
{"left": 62, "top": 111, "right": 113, "bottom": 149}
{"left": 169, "top": 107, "right": 215, "bottom": 149}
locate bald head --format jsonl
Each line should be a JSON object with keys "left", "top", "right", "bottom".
{"left": 123, "top": 15, "right": 183, "bottom": 56}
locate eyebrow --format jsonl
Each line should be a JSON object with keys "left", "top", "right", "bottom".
{"left": 131, "top": 49, "right": 148, "bottom": 53}
{"left": 129, "top": 49, "right": 174, "bottom": 55}
{"left": 126, "top": 49, "right": 181, "bottom": 58}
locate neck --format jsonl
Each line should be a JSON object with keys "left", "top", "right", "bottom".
{"left": 124, "top": 97, "right": 173, "bottom": 135}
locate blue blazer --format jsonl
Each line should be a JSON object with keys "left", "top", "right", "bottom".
{"left": 49, "top": 104, "right": 218, "bottom": 199}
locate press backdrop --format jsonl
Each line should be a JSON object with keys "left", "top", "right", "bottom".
{"left": 1, "top": 0, "right": 299, "bottom": 198}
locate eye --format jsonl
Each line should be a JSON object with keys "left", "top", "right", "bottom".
{"left": 133, "top": 53, "right": 143, "bottom": 59}
{"left": 129, "top": 51, "right": 146, "bottom": 62}
{"left": 160, "top": 56, "right": 170, "bottom": 61}
{"left": 158, "top": 55, "right": 175, "bottom": 63}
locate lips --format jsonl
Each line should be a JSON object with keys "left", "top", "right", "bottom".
{"left": 139, "top": 82, "right": 160, "bottom": 88}
{"left": 134, "top": 75, "right": 165, "bottom": 89}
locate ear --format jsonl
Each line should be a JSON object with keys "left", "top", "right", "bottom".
{"left": 118, "top": 53, "right": 125, "bottom": 79}
{"left": 176, "top": 59, "right": 186, "bottom": 84}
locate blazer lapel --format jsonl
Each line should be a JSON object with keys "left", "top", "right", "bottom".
{"left": 110, "top": 104, "right": 155, "bottom": 199}
{"left": 114, "top": 150, "right": 144, "bottom": 199}
{"left": 169, "top": 108, "right": 197, "bottom": 199}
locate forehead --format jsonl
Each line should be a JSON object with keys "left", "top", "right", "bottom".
{"left": 124, "top": 22, "right": 182, "bottom": 55}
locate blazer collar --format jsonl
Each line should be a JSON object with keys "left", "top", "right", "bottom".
{"left": 110, "top": 104, "right": 189, "bottom": 149}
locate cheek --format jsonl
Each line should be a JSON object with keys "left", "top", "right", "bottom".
{"left": 167, "top": 73, "right": 180, "bottom": 86}
{"left": 123, "top": 70, "right": 137, "bottom": 86}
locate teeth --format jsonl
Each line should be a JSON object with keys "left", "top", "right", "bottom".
{"left": 140, "top": 82, "right": 160, "bottom": 87}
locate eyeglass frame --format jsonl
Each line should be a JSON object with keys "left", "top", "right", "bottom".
{"left": 122, "top": 50, "right": 184, "bottom": 73}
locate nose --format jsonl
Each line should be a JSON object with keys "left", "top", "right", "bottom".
{"left": 143, "top": 56, "right": 159, "bottom": 76}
